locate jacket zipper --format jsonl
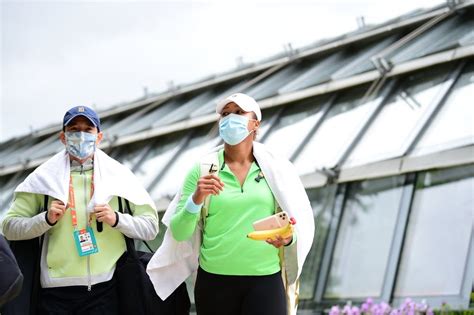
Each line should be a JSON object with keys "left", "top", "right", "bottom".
{"left": 81, "top": 167, "right": 92, "bottom": 292}
{"left": 87, "top": 256, "right": 92, "bottom": 291}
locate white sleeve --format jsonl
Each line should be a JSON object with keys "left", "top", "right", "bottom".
{"left": 2, "top": 212, "right": 53, "bottom": 241}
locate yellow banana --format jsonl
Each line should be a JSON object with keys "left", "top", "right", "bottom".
{"left": 247, "top": 223, "right": 293, "bottom": 241}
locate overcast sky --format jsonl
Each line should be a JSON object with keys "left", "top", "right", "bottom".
{"left": 1, "top": 0, "right": 441, "bottom": 142}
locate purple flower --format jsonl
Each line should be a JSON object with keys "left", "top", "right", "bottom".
{"left": 343, "top": 304, "right": 352, "bottom": 315}
{"left": 329, "top": 297, "right": 435, "bottom": 315}
{"left": 330, "top": 305, "right": 341, "bottom": 315}
{"left": 380, "top": 302, "right": 391, "bottom": 314}
{"left": 416, "top": 301, "right": 428, "bottom": 312}
{"left": 361, "top": 303, "right": 370, "bottom": 313}
{"left": 372, "top": 304, "right": 382, "bottom": 315}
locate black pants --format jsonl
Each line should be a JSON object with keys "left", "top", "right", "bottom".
{"left": 38, "top": 278, "right": 118, "bottom": 315}
{"left": 194, "top": 267, "right": 286, "bottom": 315}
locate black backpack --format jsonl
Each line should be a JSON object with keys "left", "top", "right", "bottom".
{"left": 114, "top": 197, "right": 190, "bottom": 315}
{"left": 2, "top": 195, "right": 49, "bottom": 315}
{"left": 0, "top": 234, "right": 24, "bottom": 308}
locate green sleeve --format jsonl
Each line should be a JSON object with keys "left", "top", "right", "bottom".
{"left": 2, "top": 192, "right": 52, "bottom": 240}
{"left": 170, "top": 163, "right": 201, "bottom": 241}
{"left": 129, "top": 200, "right": 158, "bottom": 222}
{"left": 3, "top": 192, "right": 44, "bottom": 220}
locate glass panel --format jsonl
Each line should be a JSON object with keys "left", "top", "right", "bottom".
{"left": 113, "top": 99, "right": 184, "bottom": 137}
{"left": 190, "top": 78, "right": 254, "bottom": 117}
{"left": 263, "top": 96, "right": 327, "bottom": 160}
{"left": 331, "top": 35, "right": 399, "bottom": 80}
{"left": 411, "top": 62, "right": 474, "bottom": 156}
{"left": 300, "top": 185, "right": 337, "bottom": 300}
{"left": 0, "top": 175, "right": 13, "bottom": 218}
{"left": 390, "top": 11, "right": 474, "bottom": 64}
{"left": 244, "top": 64, "right": 308, "bottom": 100}
{"left": 134, "top": 133, "right": 185, "bottom": 190}
{"left": 100, "top": 112, "right": 129, "bottom": 132}
{"left": 150, "top": 127, "right": 221, "bottom": 199}
{"left": 281, "top": 36, "right": 400, "bottom": 95}
{"left": 113, "top": 142, "right": 150, "bottom": 171}
{"left": 346, "top": 65, "right": 453, "bottom": 167}
{"left": 0, "top": 171, "right": 30, "bottom": 219}
{"left": 459, "top": 30, "right": 474, "bottom": 46}
{"left": 153, "top": 91, "right": 217, "bottom": 126}
{"left": 1, "top": 137, "right": 40, "bottom": 167}
{"left": 294, "top": 86, "right": 381, "bottom": 174}
{"left": 102, "top": 107, "right": 152, "bottom": 137}
{"left": 324, "top": 175, "right": 407, "bottom": 299}
{"left": 280, "top": 35, "right": 398, "bottom": 95}
{"left": 394, "top": 165, "right": 474, "bottom": 297}
{"left": 27, "top": 135, "right": 63, "bottom": 161}
{"left": 0, "top": 139, "right": 25, "bottom": 161}
{"left": 256, "top": 107, "right": 280, "bottom": 141}
{"left": 278, "top": 52, "right": 349, "bottom": 95}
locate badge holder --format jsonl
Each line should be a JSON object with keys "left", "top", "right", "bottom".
{"left": 73, "top": 226, "right": 99, "bottom": 257}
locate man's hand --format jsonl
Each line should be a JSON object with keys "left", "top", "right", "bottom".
{"left": 193, "top": 174, "right": 224, "bottom": 205}
{"left": 266, "top": 235, "right": 293, "bottom": 248}
{"left": 47, "top": 200, "right": 66, "bottom": 224}
{"left": 94, "top": 204, "right": 117, "bottom": 226}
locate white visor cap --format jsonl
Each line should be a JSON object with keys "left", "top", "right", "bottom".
{"left": 216, "top": 93, "right": 262, "bottom": 121}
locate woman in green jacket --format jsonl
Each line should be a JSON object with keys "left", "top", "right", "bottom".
{"left": 169, "top": 93, "right": 307, "bottom": 315}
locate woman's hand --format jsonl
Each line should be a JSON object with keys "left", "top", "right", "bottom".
{"left": 266, "top": 235, "right": 293, "bottom": 248}
{"left": 192, "top": 174, "right": 224, "bottom": 204}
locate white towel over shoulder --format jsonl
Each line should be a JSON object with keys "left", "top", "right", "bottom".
{"left": 15, "top": 149, "right": 156, "bottom": 211}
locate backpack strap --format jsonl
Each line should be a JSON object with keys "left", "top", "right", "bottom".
{"left": 199, "top": 152, "right": 220, "bottom": 228}
{"left": 31, "top": 195, "right": 49, "bottom": 311}
{"left": 38, "top": 195, "right": 49, "bottom": 246}
{"left": 117, "top": 197, "right": 153, "bottom": 253}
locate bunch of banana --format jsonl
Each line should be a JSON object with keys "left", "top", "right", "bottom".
{"left": 247, "top": 223, "right": 294, "bottom": 241}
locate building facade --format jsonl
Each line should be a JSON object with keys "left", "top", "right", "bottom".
{"left": 1, "top": 1, "right": 473, "bottom": 313}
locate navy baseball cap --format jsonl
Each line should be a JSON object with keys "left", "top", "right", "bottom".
{"left": 63, "top": 106, "right": 101, "bottom": 131}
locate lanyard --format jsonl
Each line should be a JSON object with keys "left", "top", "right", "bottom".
{"left": 68, "top": 171, "right": 94, "bottom": 229}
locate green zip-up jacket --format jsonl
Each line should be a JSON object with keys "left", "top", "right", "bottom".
{"left": 170, "top": 149, "right": 281, "bottom": 276}
{"left": 2, "top": 167, "right": 158, "bottom": 288}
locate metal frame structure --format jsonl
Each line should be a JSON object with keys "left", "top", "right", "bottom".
{"left": 1, "top": 2, "right": 474, "bottom": 312}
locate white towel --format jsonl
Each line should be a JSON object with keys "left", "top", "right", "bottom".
{"left": 147, "top": 142, "right": 314, "bottom": 299}
{"left": 15, "top": 149, "right": 156, "bottom": 211}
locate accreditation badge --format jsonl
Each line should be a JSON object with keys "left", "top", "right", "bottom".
{"left": 73, "top": 226, "right": 99, "bottom": 257}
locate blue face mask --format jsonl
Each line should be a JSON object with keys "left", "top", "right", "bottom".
{"left": 65, "top": 131, "right": 97, "bottom": 160}
{"left": 219, "top": 114, "right": 255, "bottom": 146}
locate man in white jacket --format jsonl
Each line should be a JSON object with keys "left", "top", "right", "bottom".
{"left": 2, "top": 106, "right": 158, "bottom": 314}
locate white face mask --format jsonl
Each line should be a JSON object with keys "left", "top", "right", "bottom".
{"left": 218, "top": 114, "right": 255, "bottom": 145}
{"left": 65, "top": 131, "right": 97, "bottom": 160}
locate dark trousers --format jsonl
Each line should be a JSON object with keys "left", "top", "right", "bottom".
{"left": 194, "top": 267, "right": 286, "bottom": 315}
{"left": 38, "top": 278, "right": 118, "bottom": 315}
